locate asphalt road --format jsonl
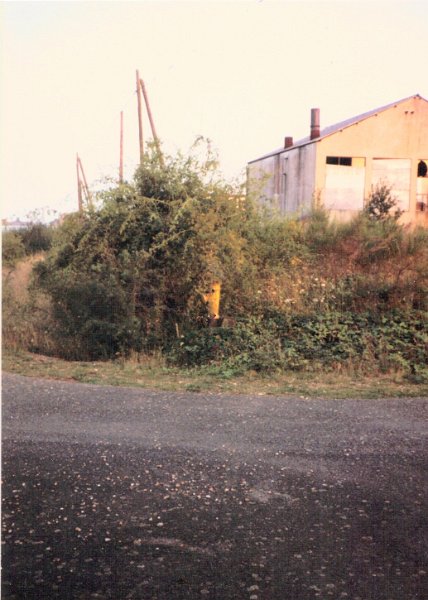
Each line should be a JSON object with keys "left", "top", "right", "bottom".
{"left": 2, "top": 373, "right": 427, "bottom": 600}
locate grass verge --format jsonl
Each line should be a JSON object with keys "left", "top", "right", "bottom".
{"left": 3, "top": 348, "right": 427, "bottom": 399}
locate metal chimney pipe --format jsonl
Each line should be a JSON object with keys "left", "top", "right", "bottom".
{"left": 310, "top": 108, "right": 320, "bottom": 140}
{"left": 284, "top": 136, "right": 294, "bottom": 149}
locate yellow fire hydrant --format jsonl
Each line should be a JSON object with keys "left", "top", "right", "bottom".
{"left": 203, "top": 282, "right": 221, "bottom": 321}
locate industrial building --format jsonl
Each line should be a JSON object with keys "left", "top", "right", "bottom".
{"left": 248, "top": 94, "right": 428, "bottom": 227}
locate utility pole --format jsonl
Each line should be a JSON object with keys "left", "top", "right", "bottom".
{"left": 139, "top": 78, "right": 164, "bottom": 167}
{"left": 76, "top": 155, "right": 93, "bottom": 209}
{"left": 119, "top": 111, "right": 124, "bottom": 183}
{"left": 136, "top": 69, "right": 144, "bottom": 164}
{"left": 76, "top": 154, "right": 83, "bottom": 213}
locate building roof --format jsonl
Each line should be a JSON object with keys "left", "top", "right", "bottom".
{"left": 248, "top": 94, "right": 426, "bottom": 164}
{"left": 2, "top": 218, "right": 32, "bottom": 230}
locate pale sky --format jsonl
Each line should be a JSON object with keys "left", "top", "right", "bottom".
{"left": 1, "top": 0, "right": 427, "bottom": 220}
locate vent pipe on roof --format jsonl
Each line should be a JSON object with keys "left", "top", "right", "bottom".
{"left": 310, "top": 108, "right": 320, "bottom": 140}
{"left": 284, "top": 136, "right": 293, "bottom": 149}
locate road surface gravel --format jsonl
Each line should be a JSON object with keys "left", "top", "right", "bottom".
{"left": 2, "top": 372, "right": 427, "bottom": 599}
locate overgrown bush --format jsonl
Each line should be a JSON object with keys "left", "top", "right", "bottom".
{"left": 31, "top": 143, "right": 253, "bottom": 359}
{"left": 32, "top": 268, "right": 143, "bottom": 360}
{"left": 6, "top": 143, "right": 427, "bottom": 377}
{"left": 364, "top": 182, "right": 403, "bottom": 221}
{"left": 170, "top": 311, "right": 427, "bottom": 379}
{"left": 2, "top": 231, "right": 25, "bottom": 266}
{"left": 20, "top": 223, "right": 53, "bottom": 254}
{"left": 2, "top": 223, "right": 53, "bottom": 267}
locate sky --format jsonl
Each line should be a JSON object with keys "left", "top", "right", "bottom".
{"left": 1, "top": 0, "right": 428, "bottom": 221}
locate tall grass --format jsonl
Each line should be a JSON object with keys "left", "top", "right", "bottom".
{"left": 2, "top": 256, "right": 57, "bottom": 355}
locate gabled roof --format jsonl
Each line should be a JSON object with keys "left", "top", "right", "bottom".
{"left": 249, "top": 94, "right": 426, "bottom": 164}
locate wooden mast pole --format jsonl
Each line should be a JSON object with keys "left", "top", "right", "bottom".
{"left": 136, "top": 70, "right": 144, "bottom": 164}
{"left": 119, "top": 111, "right": 124, "bottom": 183}
{"left": 139, "top": 78, "right": 164, "bottom": 167}
{"left": 77, "top": 156, "right": 92, "bottom": 208}
{"left": 76, "top": 153, "right": 83, "bottom": 213}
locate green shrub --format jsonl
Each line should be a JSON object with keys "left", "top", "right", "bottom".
{"left": 32, "top": 268, "right": 143, "bottom": 360}
{"left": 364, "top": 182, "right": 403, "bottom": 221}
{"left": 20, "top": 223, "right": 53, "bottom": 254}
{"left": 31, "top": 143, "right": 251, "bottom": 359}
{"left": 168, "top": 311, "right": 427, "bottom": 376}
{"left": 2, "top": 231, "right": 25, "bottom": 266}
{"left": 9, "top": 143, "right": 427, "bottom": 374}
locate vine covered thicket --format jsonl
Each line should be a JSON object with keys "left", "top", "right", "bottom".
{"left": 31, "top": 143, "right": 254, "bottom": 359}
{"left": 5, "top": 145, "right": 428, "bottom": 379}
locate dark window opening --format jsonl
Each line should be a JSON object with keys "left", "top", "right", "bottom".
{"left": 326, "top": 156, "right": 352, "bottom": 166}
{"left": 417, "top": 160, "right": 427, "bottom": 177}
